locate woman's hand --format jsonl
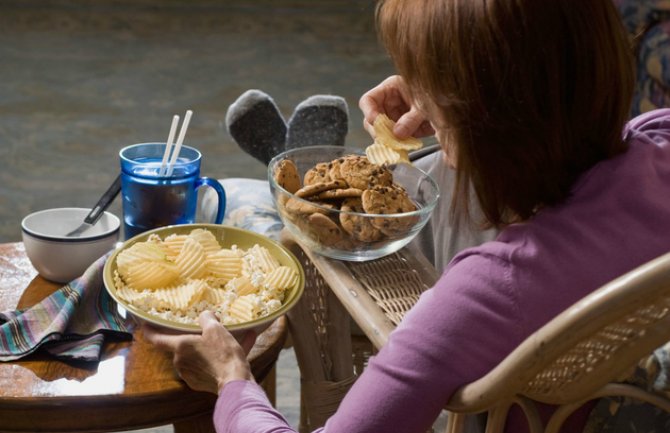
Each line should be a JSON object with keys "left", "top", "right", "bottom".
{"left": 143, "top": 311, "right": 257, "bottom": 394}
{"left": 359, "top": 75, "right": 435, "bottom": 139}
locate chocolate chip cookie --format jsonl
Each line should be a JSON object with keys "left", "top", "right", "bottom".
{"left": 273, "top": 159, "right": 301, "bottom": 194}
{"left": 339, "top": 155, "right": 393, "bottom": 190}
{"left": 303, "top": 162, "right": 331, "bottom": 186}
{"left": 312, "top": 187, "right": 363, "bottom": 201}
{"left": 339, "top": 197, "right": 383, "bottom": 242}
{"left": 295, "top": 179, "right": 348, "bottom": 199}
{"left": 284, "top": 197, "right": 336, "bottom": 215}
{"left": 361, "top": 185, "right": 419, "bottom": 236}
{"left": 307, "top": 212, "right": 345, "bottom": 247}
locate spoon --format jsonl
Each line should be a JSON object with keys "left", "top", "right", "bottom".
{"left": 65, "top": 174, "right": 122, "bottom": 237}
{"left": 408, "top": 143, "right": 441, "bottom": 162}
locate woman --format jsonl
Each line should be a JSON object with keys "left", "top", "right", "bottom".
{"left": 144, "top": 0, "right": 670, "bottom": 432}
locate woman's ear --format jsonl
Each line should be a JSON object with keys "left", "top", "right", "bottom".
{"left": 286, "top": 95, "right": 349, "bottom": 150}
{"left": 226, "top": 89, "right": 287, "bottom": 165}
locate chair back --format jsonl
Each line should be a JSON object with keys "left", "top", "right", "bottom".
{"left": 445, "top": 251, "right": 670, "bottom": 432}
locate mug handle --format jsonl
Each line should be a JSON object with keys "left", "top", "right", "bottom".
{"left": 196, "top": 177, "right": 227, "bottom": 224}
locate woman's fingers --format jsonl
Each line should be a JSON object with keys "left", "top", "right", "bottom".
{"left": 396, "top": 107, "right": 435, "bottom": 138}
{"left": 198, "top": 310, "right": 221, "bottom": 329}
{"left": 359, "top": 75, "right": 434, "bottom": 140}
{"left": 143, "top": 324, "right": 191, "bottom": 352}
{"left": 359, "top": 76, "right": 408, "bottom": 125}
{"left": 141, "top": 311, "right": 255, "bottom": 394}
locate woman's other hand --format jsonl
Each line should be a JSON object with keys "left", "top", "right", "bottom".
{"left": 359, "top": 75, "right": 435, "bottom": 139}
{"left": 143, "top": 311, "right": 257, "bottom": 394}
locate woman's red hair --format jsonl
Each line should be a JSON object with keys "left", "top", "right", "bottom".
{"left": 377, "top": 0, "right": 635, "bottom": 227}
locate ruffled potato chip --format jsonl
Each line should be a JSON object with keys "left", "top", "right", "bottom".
{"left": 373, "top": 114, "right": 424, "bottom": 151}
{"left": 116, "top": 242, "right": 167, "bottom": 279}
{"left": 125, "top": 260, "right": 180, "bottom": 290}
{"left": 265, "top": 266, "right": 299, "bottom": 290}
{"left": 175, "top": 237, "right": 208, "bottom": 280}
{"left": 188, "top": 228, "right": 222, "bottom": 255}
{"left": 244, "top": 244, "right": 281, "bottom": 276}
{"left": 162, "top": 234, "right": 188, "bottom": 260}
{"left": 149, "top": 279, "right": 208, "bottom": 311}
{"left": 116, "top": 284, "right": 152, "bottom": 303}
{"left": 202, "top": 287, "right": 232, "bottom": 305}
{"left": 226, "top": 276, "right": 258, "bottom": 296}
{"left": 365, "top": 142, "right": 410, "bottom": 166}
{"left": 207, "top": 249, "right": 244, "bottom": 282}
{"left": 229, "top": 295, "right": 261, "bottom": 322}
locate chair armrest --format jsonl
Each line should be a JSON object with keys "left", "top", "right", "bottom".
{"left": 281, "top": 230, "right": 439, "bottom": 350}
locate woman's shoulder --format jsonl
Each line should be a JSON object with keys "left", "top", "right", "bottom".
{"left": 440, "top": 243, "right": 520, "bottom": 307}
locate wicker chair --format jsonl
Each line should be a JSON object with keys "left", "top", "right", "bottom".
{"left": 444, "top": 251, "right": 670, "bottom": 433}
{"left": 282, "top": 231, "right": 439, "bottom": 432}
{"left": 281, "top": 231, "right": 670, "bottom": 433}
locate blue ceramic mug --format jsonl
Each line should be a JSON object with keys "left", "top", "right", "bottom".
{"left": 119, "top": 142, "right": 226, "bottom": 239}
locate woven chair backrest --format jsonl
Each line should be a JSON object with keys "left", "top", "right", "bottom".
{"left": 446, "top": 251, "right": 670, "bottom": 413}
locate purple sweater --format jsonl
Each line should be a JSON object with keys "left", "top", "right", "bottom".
{"left": 215, "top": 109, "right": 670, "bottom": 433}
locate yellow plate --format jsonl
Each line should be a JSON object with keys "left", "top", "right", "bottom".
{"left": 103, "top": 223, "right": 304, "bottom": 334}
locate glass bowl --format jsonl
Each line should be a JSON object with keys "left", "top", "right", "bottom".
{"left": 268, "top": 146, "right": 440, "bottom": 261}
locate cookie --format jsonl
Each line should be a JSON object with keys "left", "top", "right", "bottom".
{"left": 304, "top": 162, "right": 331, "bottom": 186}
{"left": 295, "top": 179, "right": 348, "bottom": 199}
{"left": 331, "top": 235, "right": 362, "bottom": 251}
{"left": 339, "top": 197, "right": 383, "bottom": 243}
{"left": 312, "top": 187, "right": 363, "bottom": 201}
{"left": 339, "top": 155, "right": 393, "bottom": 190}
{"left": 274, "top": 159, "right": 301, "bottom": 194}
{"left": 307, "top": 212, "right": 344, "bottom": 247}
{"left": 361, "top": 185, "right": 419, "bottom": 236}
{"left": 326, "top": 157, "right": 347, "bottom": 182}
{"left": 284, "top": 197, "right": 335, "bottom": 215}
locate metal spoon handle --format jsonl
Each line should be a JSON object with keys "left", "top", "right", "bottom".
{"left": 84, "top": 174, "right": 122, "bottom": 224}
{"left": 409, "top": 143, "right": 440, "bottom": 162}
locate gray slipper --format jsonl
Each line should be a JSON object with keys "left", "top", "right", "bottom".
{"left": 226, "top": 90, "right": 287, "bottom": 165}
{"left": 285, "top": 95, "right": 349, "bottom": 150}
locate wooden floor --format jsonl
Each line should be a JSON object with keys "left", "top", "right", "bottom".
{"left": 0, "top": 0, "right": 393, "bottom": 431}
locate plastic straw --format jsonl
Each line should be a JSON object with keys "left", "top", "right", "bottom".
{"left": 166, "top": 109, "right": 193, "bottom": 177}
{"left": 159, "top": 115, "right": 180, "bottom": 176}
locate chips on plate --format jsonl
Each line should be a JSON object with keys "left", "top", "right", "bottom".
{"left": 112, "top": 227, "right": 299, "bottom": 327}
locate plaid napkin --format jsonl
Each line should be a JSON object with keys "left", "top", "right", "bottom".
{"left": 0, "top": 252, "right": 132, "bottom": 362}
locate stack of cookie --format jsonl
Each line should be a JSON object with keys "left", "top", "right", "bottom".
{"left": 273, "top": 154, "right": 420, "bottom": 251}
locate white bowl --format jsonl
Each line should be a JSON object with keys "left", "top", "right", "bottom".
{"left": 21, "top": 208, "right": 121, "bottom": 283}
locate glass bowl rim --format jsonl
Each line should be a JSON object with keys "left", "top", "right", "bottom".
{"left": 267, "top": 145, "right": 441, "bottom": 218}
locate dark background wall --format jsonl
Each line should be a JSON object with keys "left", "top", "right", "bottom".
{"left": 0, "top": 0, "right": 394, "bottom": 242}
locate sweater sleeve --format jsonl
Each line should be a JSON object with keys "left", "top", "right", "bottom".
{"left": 624, "top": 108, "right": 670, "bottom": 142}
{"left": 215, "top": 380, "right": 301, "bottom": 433}
{"left": 214, "top": 251, "right": 524, "bottom": 433}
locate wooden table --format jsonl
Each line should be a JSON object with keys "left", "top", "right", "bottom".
{"left": 0, "top": 242, "right": 288, "bottom": 433}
